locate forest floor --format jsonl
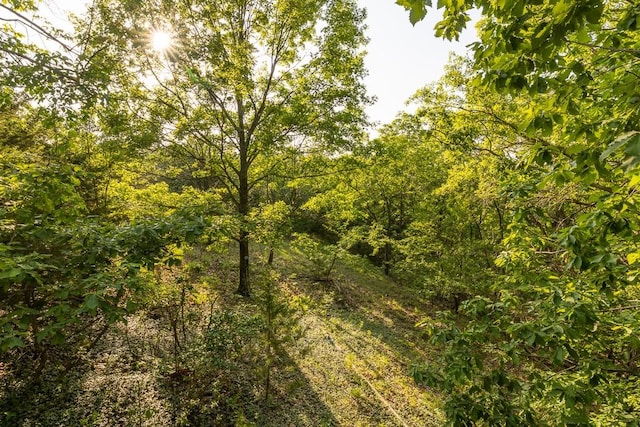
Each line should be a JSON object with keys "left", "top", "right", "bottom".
{"left": 0, "top": 245, "right": 445, "bottom": 426}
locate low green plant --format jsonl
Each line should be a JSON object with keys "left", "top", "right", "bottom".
{"left": 255, "top": 269, "right": 310, "bottom": 403}
{"left": 292, "top": 233, "right": 342, "bottom": 282}
{"left": 0, "top": 145, "right": 206, "bottom": 375}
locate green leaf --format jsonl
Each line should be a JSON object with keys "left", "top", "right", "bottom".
{"left": 2, "top": 336, "right": 24, "bottom": 351}
{"left": 552, "top": 346, "right": 567, "bottom": 365}
{"left": 585, "top": 4, "right": 603, "bottom": 24}
{"left": 627, "top": 252, "right": 640, "bottom": 264}
{"left": 576, "top": 28, "right": 591, "bottom": 44}
{"left": 600, "top": 131, "right": 640, "bottom": 161}
{"left": 629, "top": 174, "right": 640, "bottom": 188}
{"left": 396, "top": 0, "right": 429, "bottom": 11}
{"left": 85, "top": 294, "right": 99, "bottom": 310}
{"left": 571, "top": 255, "right": 582, "bottom": 270}
{"left": 126, "top": 300, "right": 138, "bottom": 313}
{"left": 551, "top": 1, "right": 572, "bottom": 23}
{"left": 409, "top": 4, "right": 428, "bottom": 25}
{"left": 0, "top": 268, "right": 21, "bottom": 279}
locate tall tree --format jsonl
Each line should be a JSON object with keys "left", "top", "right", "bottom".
{"left": 89, "top": 0, "right": 370, "bottom": 296}
{"left": 399, "top": 0, "right": 640, "bottom": 424}
{"left": 302, "top": 115, "right": 442, "bottom": 275}
{"left": 0, "top": 0, "right": 203, "bottom": 374}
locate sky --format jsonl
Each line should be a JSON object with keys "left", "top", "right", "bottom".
{"left": 18, "top": 0, "right": 478, "bottom": 126}
{"left": 358, "top": 1, "right": 479, "bottom": 125}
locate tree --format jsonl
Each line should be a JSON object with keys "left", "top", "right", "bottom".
{"left": 88, "top": 0, "right": 370, "bottom": 296}
{"left": 0, "top": 0, "right": 77, "bottom": 105}
{"left": 302, "top": 115, "right": 442, "bottom": 275}
{"left": 0, "top": 93, "right": 207, "bottom": 375}
{"left": 398, "top": 0, "right": 640, "bottom": 424}
{"left": 0, "top": 1, "right": 206, "bottom": 375}
{"left": 392, "top": 58, "right": 514, "bottom": 304}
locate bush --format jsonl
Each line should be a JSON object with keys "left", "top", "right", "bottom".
{"left": 291, "top": 233, "right": 342, "bottom": 282}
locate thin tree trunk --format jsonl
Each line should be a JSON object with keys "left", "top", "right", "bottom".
{"left": 236, "top": 140, "right": 251, "bottom": 297}
{"left": 493, "top": 200, "right": 504, "bottom": 241}
{"left": 384, "top": 242, "right": 391, "bottom": 276}
{"left": 238, "top": 233, "right": 250, "bottom": 297}
{"left": 236, "top": 86, "right": 251, "bottom": 297}
{"left": 237, "top": 161, "right": 250, "bottom": 296}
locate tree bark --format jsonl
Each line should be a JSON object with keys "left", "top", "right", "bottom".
{"left": 236, "top": 106, "right": 251, "bottom": 296}
{"left": 237, "top": 232, "right": 250, "bottom": 297}
{"left": 384, "top": 241, "right": 391, "bottom": 276}
{"left": 234, "top": 76, "right": 252, "bottom": 297}
{"left": 236, "top": 168, "right": 250, "bottom": 296}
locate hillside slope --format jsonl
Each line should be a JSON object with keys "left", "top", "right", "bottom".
{"left": 263, "top": 247, "right": 444, "bottom": 426}
{"left": 1, "top": 246, "right": 444, "bottom": 426}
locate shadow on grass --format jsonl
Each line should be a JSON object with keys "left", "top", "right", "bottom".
{"left": 0, "top": 356, "right": 106, "bottom": 426}
{"left": 279, "top": 251, "right": 436, "bottom": 364}
{"left": 157, "top": 347, "right": 340, "bottom": 426}
{"left": 258, "top": 351, "right": 340, "bottom": 427}
{"left": 0, "top": 328, "right": 340, "bottom": 427}
{"left": 330, "top": 282, "right": 434, "bottom": 363}
{"left": 1, "top": 373, "right": 61, "bottom": 425}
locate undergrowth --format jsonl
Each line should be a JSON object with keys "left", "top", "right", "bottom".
{"left": 0, "top": 242, "right": 444, "bottom": 426}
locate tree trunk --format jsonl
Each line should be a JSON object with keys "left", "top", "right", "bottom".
{"left": 237, "top": 232, "right": 250, "bottom": 297}
{"left": 493, "top": 200, "right": 504, "bottom": 241}
{"left": 384, "top": 199, "right": 393, "bottom": 276}
{"left": 236, "top": 118, "right": 251, "bottom": 297}
{"left": 236, "top": 176, "right": 250, "bottom": 296}
{"left": 234, "top": 80, "right": 252, "bottom": 298}
{"left": 383, "top": 241, "right": 391, "bottom": 276}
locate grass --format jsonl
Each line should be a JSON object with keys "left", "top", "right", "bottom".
{"left": 272, "top": 244, "right": 444, "bottom": 426}
{"left": 0, "top": 241, "right": 444, "bottom": 426}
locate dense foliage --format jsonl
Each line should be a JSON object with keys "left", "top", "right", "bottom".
{"left": 2, "top": 0, "right": 639, "bottom": 425}
{"left": 82, "top": 0, "right": 370, "bottom": 296}
{"left": 398, "top": 0, "right": 640, "bottom": 424}
{"left": 0, "top": 0, "right": 204, "bottom": 375}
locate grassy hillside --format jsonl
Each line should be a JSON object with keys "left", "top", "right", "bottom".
{"left": 1, "top": 243, "right": 444, "bottom": 426}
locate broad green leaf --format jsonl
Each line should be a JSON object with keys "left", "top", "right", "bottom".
{"left": 409, "top": 4, "right": 428, "bottom": 25}
{"left": 126, "top": 300, "right": 138, "bottom": 313}
{"left": 0, "top": 268, "right": 21, "bottom": 279}
{"left": 576, "top": 28, "right": 591, "bottom": 44}
{"left": 84, "top": 294, "right": 99, "bottom": 310}
{"left": 552, "top": 346, "right": 567, "bottom": 365}
{"left": 629, "top": 174, "right": 640, "bottom": 188}
{"left": 2, "top": 336, "right": 24, "bottom": 350}
{"left": 600, "top": 131, "right": 640, "bottom": 161}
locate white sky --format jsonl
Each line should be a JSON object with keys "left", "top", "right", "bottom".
{"left": 359, "top": 1, "right": 479, "bottom": 125}
{"left": 15, "top": 1, "right": 479, "bottom": 126}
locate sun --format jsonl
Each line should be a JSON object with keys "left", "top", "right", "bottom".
{"left": 150, "top": 30, "right": 173, "bottom": 53}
